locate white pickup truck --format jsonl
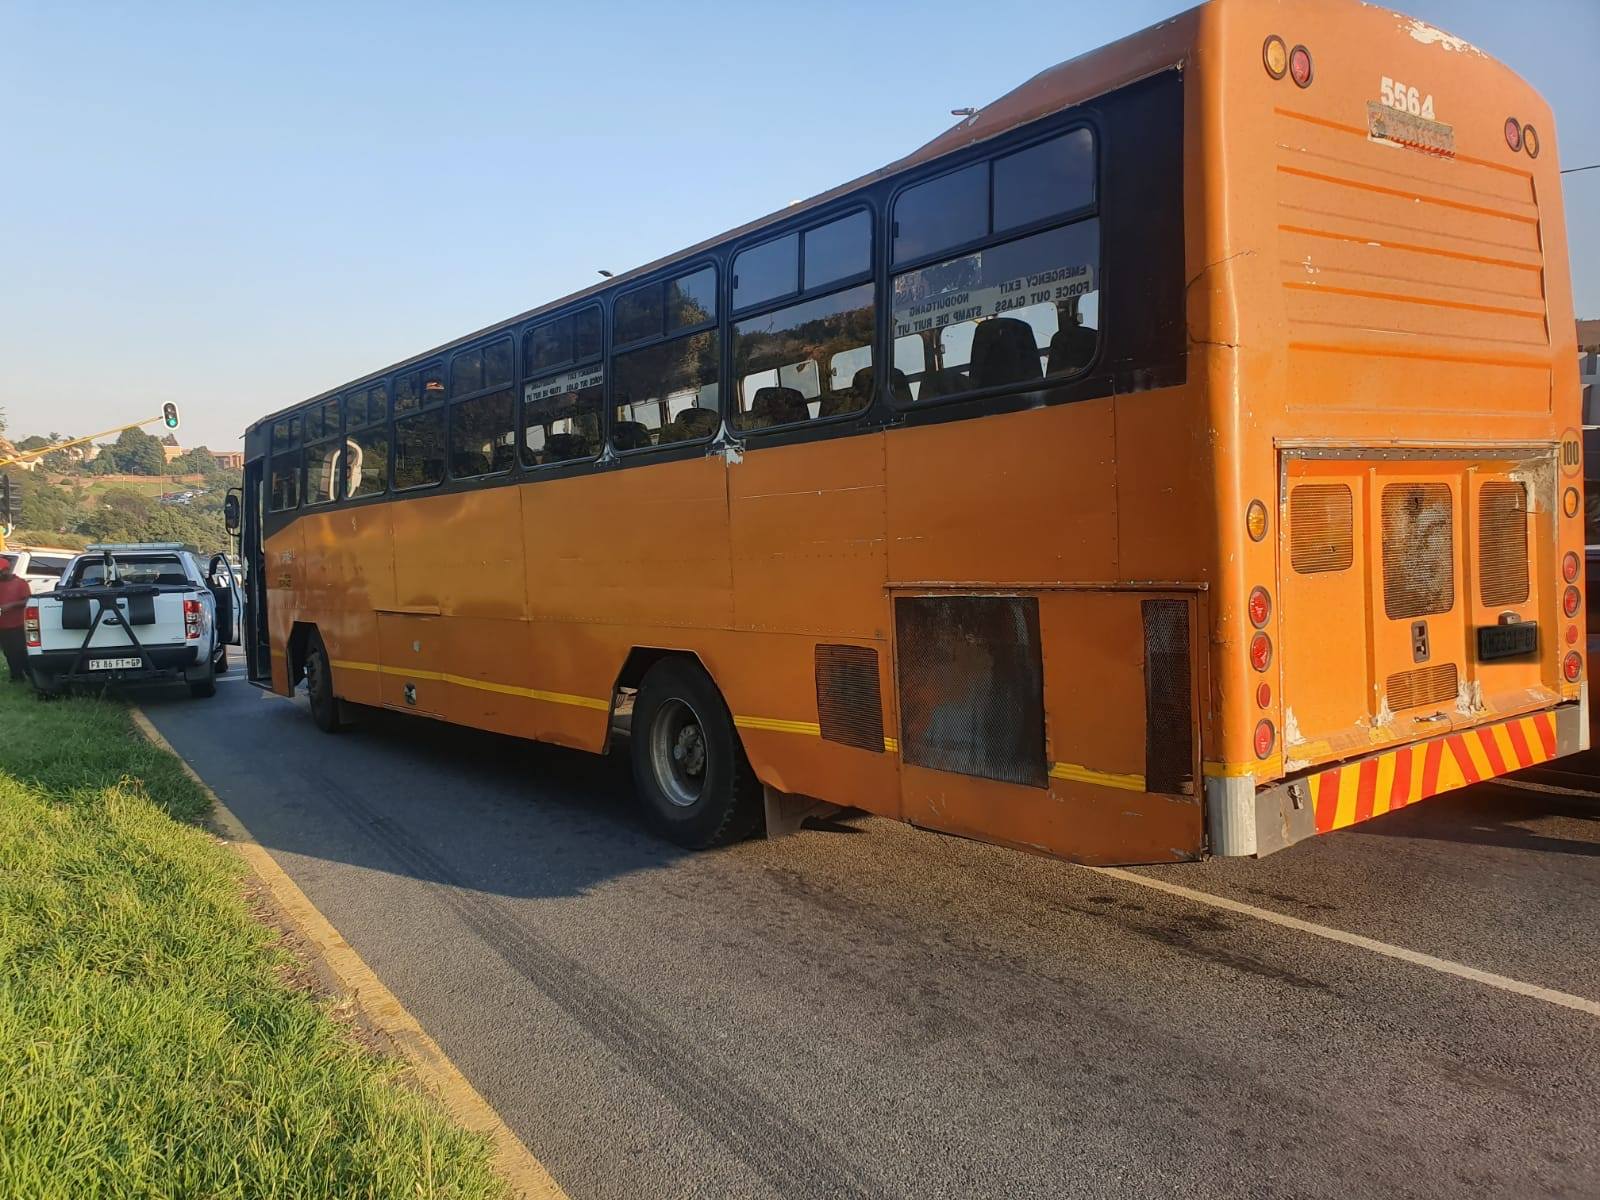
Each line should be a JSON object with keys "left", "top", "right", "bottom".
{"left": 24, "top": 543, "right": 241, "bottom": 698}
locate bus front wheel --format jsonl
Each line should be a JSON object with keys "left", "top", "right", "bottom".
{"left": 631, "top": 659, "right": 760, "bottom": 849}
{"left": 305, "top": 635, "right": 346, "bottom": 733}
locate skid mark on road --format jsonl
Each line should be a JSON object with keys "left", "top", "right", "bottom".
{"left": 1090, "top": 865, "right": 1600, "bottom": 1019}
{"left": 295, "top": 763, "right": 893, "bottom": 1200}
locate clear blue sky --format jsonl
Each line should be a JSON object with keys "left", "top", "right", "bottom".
{"left": 1, "top": 0, "right": 1595, "bottom": 451}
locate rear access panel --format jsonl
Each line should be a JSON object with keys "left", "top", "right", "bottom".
{"left": 892, "top": 588, "right": 1203, "bottom": 865}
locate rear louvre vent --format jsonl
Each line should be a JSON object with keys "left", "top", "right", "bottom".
{"left": 1290, "top": 484, "right": 1354, "bottom": 574}
{"left": 1386, "top": 662, "right": 1459, "bottom": 712}
{"left": 815, "top": 644, "right": 884, "bottom": 753}
{"left": 1382, "top": 483, "right": 1455, "bottom": 620}
{"left": 1478, "top": 482, "right": 1530, "bottom": 607}
{"left": 894, "top": 595, "right": 1048, "bottom": 788}
{"left": 1142, "top": 599, "right": 1194, "bottom": 796}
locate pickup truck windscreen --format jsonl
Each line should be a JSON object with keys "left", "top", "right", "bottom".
{"left": 70, "top": 556, "right": 189, "bottom": 587}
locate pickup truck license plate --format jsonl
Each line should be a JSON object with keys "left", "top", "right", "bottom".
{"left": 88, "top": 656, "right": 143, "bottom": 671}
{"left": 1477, "top": 622, "right": 1538, "bottom": 662}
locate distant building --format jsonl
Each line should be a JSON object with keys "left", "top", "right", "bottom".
{"left": 161, "top": 444, "right": 185, "bottom": 464}
{"left": 210, "top": 450, "right": 243, "bottom": 470}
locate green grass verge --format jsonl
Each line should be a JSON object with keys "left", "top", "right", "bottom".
{"left": 0, "top": 686, "right": 506, "bottom": 1199}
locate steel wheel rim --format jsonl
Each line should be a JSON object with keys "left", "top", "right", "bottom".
{"left": 649, "top": 697, "right": 708, "bottom": 808}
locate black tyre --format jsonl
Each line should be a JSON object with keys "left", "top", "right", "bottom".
{"left": 305, "top": 634, "right": 344, "bottom": 733}
{"left": 631, "top": 658, "right": 761, "bottom": 848}
{"left": 187, "top": 665, "right": 217, "bottom": 699}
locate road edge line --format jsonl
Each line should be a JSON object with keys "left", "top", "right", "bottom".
{"left": 131, "top": 707, "right": 568, "bottom": 1200}
{"left": 1088, "top": 864, "right": 1600, "bottom": 1019}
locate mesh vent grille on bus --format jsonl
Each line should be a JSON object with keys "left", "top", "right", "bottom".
{"left": 1290, "top": 484, "right": 1354, "bottom": 574}
{"left": 1381, "top": 484, "right": 1455, "bottom": 620}
{"left": 814, "top": 644, "right": 884, "bottom": 753}
{"left": 1142, "top": 599, "right": 1194, "bottom": 796}
{"left": 1385, "top": 662, "right": 1459, "bottom": 712}
{"left": 894, "top": 595, "right": 1048, "bottom": 788}
{"left": 1478, "top": 482, "right": 1530, "bottom": 608}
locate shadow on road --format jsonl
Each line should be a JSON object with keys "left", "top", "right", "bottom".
{"left": 1345, "top": 777, "right": 1600, "bottom": 858}
{"left": 135, "top": 684, "right": 712, "bottom": 902}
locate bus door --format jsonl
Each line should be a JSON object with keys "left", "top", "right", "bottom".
{"left": 1279, "top": 452, "right": 1553, "bottom": 768}
{"left": 241, "top": 458, "right": 272, "bottom": 683}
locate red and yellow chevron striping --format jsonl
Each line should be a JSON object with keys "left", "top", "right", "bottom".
{"left": 1311, "top": 711, "right": 1558, "bottom": 835}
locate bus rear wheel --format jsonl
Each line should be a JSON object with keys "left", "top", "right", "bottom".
{"left": 631, "top": 659, "right": 760, "bottom": 849}
{"left": 304, "top": 635, "right": 345, "bottom": 733}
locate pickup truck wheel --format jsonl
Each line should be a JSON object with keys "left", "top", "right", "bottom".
{"left": 213, "top": 646, "right": 229, "bottom": 674}
{"left": 630, "top": 659, "right": 761, "bottom": 849}
{"left": 186, "top": 658, "right": 217, "bottom": 699}
{"left": 305, "top": 637, "right": 345, "bottom": 733}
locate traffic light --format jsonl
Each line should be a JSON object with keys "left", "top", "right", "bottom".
{"left": 163, "top": 402, "right": 180, "bottom": 430}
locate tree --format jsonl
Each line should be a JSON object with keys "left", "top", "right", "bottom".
{"left": 108, "top": 427, "right": 167, "bottom": 475}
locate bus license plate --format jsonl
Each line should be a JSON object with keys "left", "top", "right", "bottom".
{"left": 88, "top": 656, "right": 143, "bottom": 671}
{"left": 1477, "top": 623, "right": 1538, "bottom": 662}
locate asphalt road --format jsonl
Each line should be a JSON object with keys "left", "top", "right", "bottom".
{"left": 143, "top": 676, "right": 1600, "bottom": 1200}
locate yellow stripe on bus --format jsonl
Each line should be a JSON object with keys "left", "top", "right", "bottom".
{"left": 732, "top": 715, "right": 823, "bottom": 737}
{"left": 1049, "top": 761, "right": 1147, "bottom": 792}
{"left": 329, "top": 658, "right": 609, "bottom": 711}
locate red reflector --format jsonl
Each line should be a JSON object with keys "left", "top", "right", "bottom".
{"left": 1288, "top": 45, "right": 1313, "bottom": 88}
{"left": 1563, "top": 552, "right": 1580, "bottom": 583}
{"left": 1256, "top": 681, "right": 1272, "bottom": 709}
{"left": 1248, "top": 587, "right": 1271, "bottom": 629}
{"left": 1249, "top": 632, "right": 1272, "bottom": 672}
{"left": 1504, "top": 117, "right": 1522, "bottom": 152}
{"left": 1564, "top": 587, "right": 1581, "bottom": 619}
{"left": 1568, "top": 625, "right": 1579, "bottom": 646}
{"left": 1254, "top": 720, "right": 1276, "bottom": 759}
{"left": 1564, "top": 652, "right": 1582, "bottom": 683}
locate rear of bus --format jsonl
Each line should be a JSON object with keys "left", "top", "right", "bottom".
{"left": 1199, "top": 0, "right": 1585, "bottom": 854}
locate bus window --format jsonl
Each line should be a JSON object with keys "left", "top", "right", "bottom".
{"left": 523, "top": 364, "right": 604, "bottom": 466}
{"left": 892, "top": 219, "right": 1099, "bottom": 400}
{"left": 612, "top": 332, "right": 719, "bottom": 447}
{"left": 991, "top": 129, "right": 1095, "bottom": 233}
{"left": 305, "top": 438, "right": 342, "bottom": 506}
{"left": 803, "top": 211, "right": 870, "bottom": 291}
{"left": 347, "top": 429, "right": 388, "bottom": 497}
{"left": 450, "top": 390, "right": 515, "bottom": 478}
{"left": 269, "top": 452, "right": 301, "bottom": 511}
{"left": 733, "top": 234, "right": 798, "bottom": 311}
{"left": 395, "top": 366, "right": 446, "bottom": 490}
{"left": 892, "top": 162, "right": 987, "bottom": 264}
{"left": 733, "top": 281, "right": 875, "bottom": 430}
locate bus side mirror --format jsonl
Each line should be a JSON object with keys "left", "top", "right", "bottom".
{"left": 224, "top": 491, "right": 241, "bottom": 536}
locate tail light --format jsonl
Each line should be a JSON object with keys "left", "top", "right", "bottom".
{"left": 1522, "top": 125, "right": 1540, "bottom": 158}
{"left": 1564, "top": 552, "right": 1581, "bottom": 582}
{"left": 1254, "top": 719, "right": 1276, "bottom": 759}
{"left": 183, "top": 597, "right": 202, "bottom": 640}
{"left": 1564, "top": 587, "right": 1581, "bottom": 619}
{"left": 1249, "top": 631, "right": 1273, "bottom": 672}
{"left": 1564, "top": 652, "right": 1582, "bottom": 683}
{"left": 1288, "top": 45, "right": 1313, "bottom": 88}
{"left": 1256, "top": 681, "right": 1272, "bottom": 709}
{"left": 1565, "top": 488, "right": 1581, "bottom": 519}
{"left": 1504, "top": 117, "right": 1522, "bottom": 152}
{"left": 24, "top": 604, "right": 40, "bottom": 648}
{"left": 1248, "top": 587, "right": 1272, "bottom": 628}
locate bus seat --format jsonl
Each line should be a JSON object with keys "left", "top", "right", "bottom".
{"left": 970, "top": 317, "right": 1043, "bottom": 389}
{"left": 918, "top": 366, "right": 969, "bottom": 400}
{"left": 841, "top": 366, "right": 912, "bottom": 412}
{"left": 1047, "top": 324, "right": 1098, "bottom": 375}
{"left": 659, "top": 407, "right": 719, "bottom": 443}
{"left": 544, "top": 432, "right": 591, "bottom": 461}
{"left": 491, "top": 443, "right": 517, "bottom": 473}
{"left": 749, "top": 386, "right": 809, "bottom": 428}
{"left": 612, "top": 420, "right": 653, "bottom": 450}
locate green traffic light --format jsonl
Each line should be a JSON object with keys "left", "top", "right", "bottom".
{"left": 162, "top": 403, "right": 180, "bottom": 430}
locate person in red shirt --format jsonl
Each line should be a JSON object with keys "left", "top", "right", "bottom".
{"left": 0, "top": 555, "right": 33, "bottom": 682}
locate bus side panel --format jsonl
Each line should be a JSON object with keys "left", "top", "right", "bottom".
{"left": 729, "top": 434, "right": 888, "bottom": 641}
{"left": 883, "top": 403, "right": 1118, "bottom": 585}
{"left": 894, "top": 588, "right": 1202, "bottom": 865}
{"left": 524, "top": 457, "right": 733, "bottom": 630}
{"left": 265, "top": 522, "right": 304, "bottom": 695}
{"left": 305, "top": 505, "right": 391, "bottom": 708}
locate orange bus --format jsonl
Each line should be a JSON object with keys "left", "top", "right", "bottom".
{"left": 236, "top": 0, "right": 1585, "bottom": 864}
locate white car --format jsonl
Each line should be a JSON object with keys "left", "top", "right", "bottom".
{"left": 24, "top": 543, "right": 242, "bottom": 698}
{"left": 0, "top": 546, "right": 78, "bottom": 594}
